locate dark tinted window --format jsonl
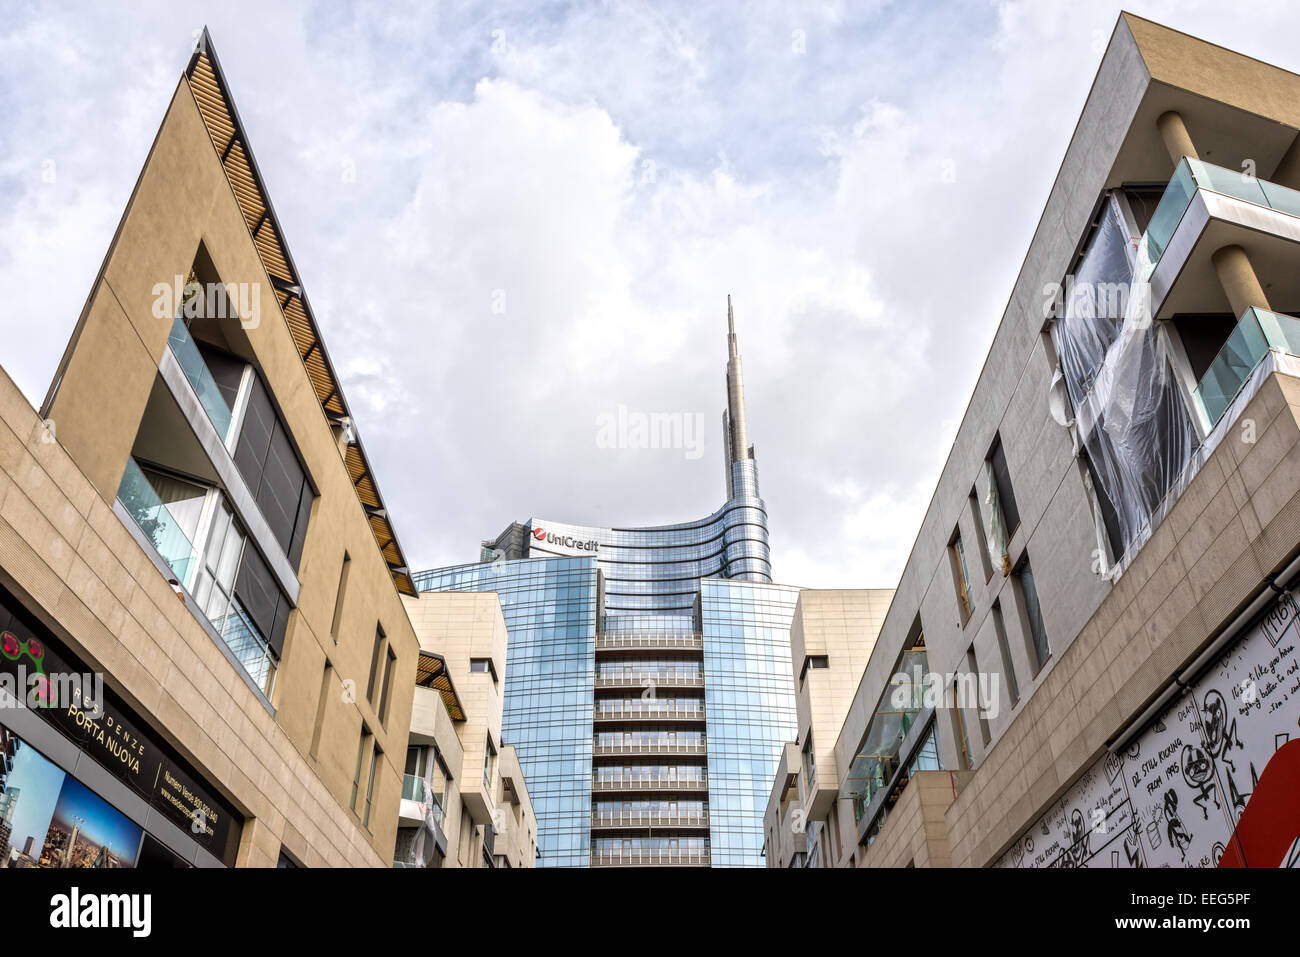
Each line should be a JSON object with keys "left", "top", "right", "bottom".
{"left": 234, "top": 542, "right": 290, "bottom": 656}
{"left": 234, "top": 374, "right": 312, "bottom": 569}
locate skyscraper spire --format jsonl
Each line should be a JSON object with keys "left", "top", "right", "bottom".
{"left": 724, "top": 294, "right": 751, "bottom": 496}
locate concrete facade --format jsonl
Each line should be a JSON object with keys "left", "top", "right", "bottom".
{"left": 764, "top": 589, "right": 892, "bottom": 867}
{"left": 807, "top": 14, "right": 1300, "bottom": 868}
{"left": 400, "top": 592, "right": 537, "bottom": 868}
{"left": 1, "top": 33, "right": 420, "bottom": 867}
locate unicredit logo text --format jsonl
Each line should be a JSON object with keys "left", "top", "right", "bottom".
{"left": 531, "top": 527, "right": 598, "bottom": 552}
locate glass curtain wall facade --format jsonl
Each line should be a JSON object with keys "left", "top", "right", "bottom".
{"left": 421, "top": 300, "right": 798, "bottom": 866}
{"left": 699, "top": 579, "right": 800, "bottom": 867}
{"left": 412, "top": 558, "right": 598, "bottom": 867}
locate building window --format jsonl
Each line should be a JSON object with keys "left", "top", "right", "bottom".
{"left": 350, "top": 728, "right": 371, "bottom": 812}
{"left": 363, "top": 743, "right": 381, "bottom": 830}
{"left": 329, "top": 552, "right": 350, "bottom": 643}
{"left": 968, "top": 490, "right": 994, "bottom": 580}
{"left": 378, "top": 647, "right": 397, "bottom": 725}
{"left": 949, "top": 529, "right": 974, "bottom": 623}
{"left": 802, "top": 732, "right": 816, "bottom": 785}
{"left": 118, "top": 458, "right": 282, "bottom": 696}
{"left": 483, "top": 735, "right": 497, "bottom": 793}
{"left": 984, "top": 435, "right": 1020, "bottom": 574}
{"left": 991, "top": 600, "right": 1020, "bottom": 705}
{"left": 309, "top": 662, "right": 333, "bottom": 759}
{"left": 231, "top": 372, "right": 314, "bottom": 570}
{"left": 469, "top": 657, "right": 497, "bottom": 682}
{"left": 798, "top": 654, "right": 829, "bottom": 683}
{"left": 952, "top": 677, "right": 973, "bottom": 769}
{"left": 1014, "top": 558, "right": 1050, "bottom": 674}
{"left": 367, "top": 627, "right": 386, "bottom": 705}
{"left": 967, "top": 647, "right": 991, "bottom": 746}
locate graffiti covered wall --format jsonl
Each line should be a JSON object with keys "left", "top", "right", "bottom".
{"left": 998, "top": 590, "right": 1300, "bottom": 868}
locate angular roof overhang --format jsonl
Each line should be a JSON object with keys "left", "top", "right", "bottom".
{"left": 184, "top": 28, "right": 416, "bottom": 597}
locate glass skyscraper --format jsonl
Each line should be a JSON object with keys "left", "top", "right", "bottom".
{"left": 417, "top": 300, "right": 798, "bottom": 866}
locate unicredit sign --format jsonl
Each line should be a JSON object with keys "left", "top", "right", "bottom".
{"left": 530, "top": 525, "right": 598, "bottom": 553}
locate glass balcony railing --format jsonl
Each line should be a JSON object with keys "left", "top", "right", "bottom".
{"left": 116, "top": 457, "right": 199, "bottom": 584}
{"left": 168, "top": 316, "right": 234, "bottom": 441}
{"left": 1138, "top": 158, "right": 1300, "bottom": 277}
{"left": 1192, "top": 308, "right": 1300, "bottom": 427}
{"left": 401, "top": 774, "right": 426, "bottom": 802}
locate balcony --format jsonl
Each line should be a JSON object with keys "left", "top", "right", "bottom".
{"left": 1191, "top": 307, "right": 1300, "bottom": 429}
{"left": 593, "top": 740, "right": 707, "bottom": 758}
{"left": 116, "top": 457, "right": 200, "bottom": 585}
{"left": 595, "top": 635, "right": 703, "bottom": 652}
{"left": 591, "top": 812, "right": 710, "bottom": 830}
{"left": 590, "top": 847, "right": 711, "bottom": 867}
{"left": 592, "top": 774, "right": 708, "bottom": 793}
{"left": 593, "top": 702, "right": 705, "bottom": 724}
{"left": 167, "top": 315, "right": 235, "bottom": 443}
{"left": 1141, "top": 158, "right": 1300, "bottom": 321}
{"left": 594, "top": 671, "right": 705, "bottom": 690}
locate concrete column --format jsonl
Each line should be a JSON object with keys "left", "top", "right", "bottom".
{"left": 1270, "top": 132, "right": 1300, "bottom": 190}
{"left": 1211, "top": 244, "right": 1270, "bottom": 318}
{"left": 1156, "top": 111, "right": 1198, "bottom": 167}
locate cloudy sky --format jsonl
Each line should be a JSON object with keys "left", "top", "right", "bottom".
{"left": 3, "top": 0, "right": 1299, "bottom": 589}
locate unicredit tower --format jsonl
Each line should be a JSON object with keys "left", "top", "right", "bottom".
{"left": 481, "top": 295, "right": 771, "bottom": 610}
{"left": 414, "top": 299, "right": 798, "bottom": 868}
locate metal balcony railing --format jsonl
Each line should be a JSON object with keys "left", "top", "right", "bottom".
{"left": 590, "top": 848, "right": 711, "bottom": 867}
{"left": 595, "top": 635, "right": 703, "bottom": 651}
{"left": 593, "top": 703, "right": 706, "bottom": 722}
{"left": 592, "top": 741, "right": 707, "bottom": 757}
{"left": 592, "top": 775, "right": 708, "bottom": 792}
{"left": 591, "top": 812, "right": 710, "bottom": 829}
{"left": 595, "top": 672, "right": 705, "bottom": 689}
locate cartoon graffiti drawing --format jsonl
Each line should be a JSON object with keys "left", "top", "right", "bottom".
{"left": 1164, "top": 790, "right": 1193, "bottom": 862}
{"left": 1124, "top": 816, "right": 1146, "bottom": 868}
{"left": 1202, "top": 689, "right": 1248, "bottom": 813}
{"left": 1181, "top": 744, "right": 1220, "bottom": 820}
{"left": 1059, "top": 809, "right": 1090, "bottom": 868}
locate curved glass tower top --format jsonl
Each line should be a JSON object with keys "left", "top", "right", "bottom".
{"left": 483, "top": 295, "right": 772, "bottom": 615}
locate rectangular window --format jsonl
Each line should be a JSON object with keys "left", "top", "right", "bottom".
{"left": 309, "top": 662, "right": 333, "bottom": 759}
{"left": 350, "top": 728, "right": 371, "bottom": 812}
{"left": 952, "top": 677, "right": 973, "bottom": 770}
{"left": 987, "top": 435, "right": 1021, "bottom": 537}
{"left": 367, "top": 627, "right": 386, "bottom": 704}
{"left": 967, "top": 647, "right": 991, "bottom": 746}
{"left": 1014, "top": 559, "right": 1050, "bottom": 673}
{"left": 483, "top": 735, "right": 497, "bottom": 793}
{"left": 329, "top": 552, "right": 350, "bottom": 643}
{"left": 968, "top": 490, "right": 994, "bottom": 580}
{"left": 378, "top": 647, "right": 397, "bottom": 725}
{"left": 469, "top": 657, "right": 498, "bottom": 682}
{"left": 363, "top": 743, "right": 381, "bottom": 830}
{"left": 799, "top": 654, "right": 829, "bottom": 683}
{"left": 232, "top": 373, "right": 313, "bottom": 569}
{"left": 949, "top": 530, "right": 973, "bottom": 623}
{"left": 991, "top": 600, "right": 1020, "bottom": 704}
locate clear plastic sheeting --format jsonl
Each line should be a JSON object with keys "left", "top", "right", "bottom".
{"left": 1049, "top": 192, "right": 1199, "bottom": 579}
{"left": 983, "top": 459, "right": 1010, "bottom": 576}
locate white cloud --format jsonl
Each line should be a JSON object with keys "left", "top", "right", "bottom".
{"left": 5, "top": 0, "right": 1300, "bottom": 590}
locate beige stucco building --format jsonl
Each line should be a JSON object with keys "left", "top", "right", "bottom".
{"left": 398, "top": 592, "right": 537, "bottom": 868}
{"left": 764, "top": 589, "right": 892, "bottom": 867}
{"left": 0, "top": 31, "right": 420, "bottom": 868}
{"left": 779, "top": 14, "right": 1300, "bottom": 870}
